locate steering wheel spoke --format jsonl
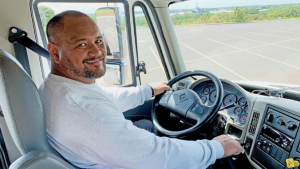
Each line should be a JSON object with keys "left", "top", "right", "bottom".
{"left": 186, "top": 102, "right": 204, "bottom": 121}
{"left": 158, "top": 91, "right": 173, "bottom": 108}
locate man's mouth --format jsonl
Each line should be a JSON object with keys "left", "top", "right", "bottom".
{"left": 84, "top": 58, "right": 104, "bottom": 66}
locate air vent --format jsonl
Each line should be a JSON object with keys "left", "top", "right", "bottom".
{"left": 249, "top": 111, "right": 260, "bottom": 135}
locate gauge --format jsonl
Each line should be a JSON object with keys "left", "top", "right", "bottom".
{"left": 244, "top": 105, "right": 248, "bottom": 113}
{"left": 238, "top": 97, "right": 247, "bottom": 106}
{"left": 200, "top": 95, "right": 207, "bottom": 103}
{"left": 209, "top": 90, "right": 217, "bottom": 103}
{"left": 239, "top": 114, "right": 247, "bottom": 125}
{"left": 203, "top": 87, "right": 210, "bottom": 95}
{"left": 234, "top": 107, "right": 243, "bottom": 116}
{"left": 223, "top": 94, "right": 237, "bottom": 107}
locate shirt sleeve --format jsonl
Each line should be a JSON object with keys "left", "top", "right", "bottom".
{"left": 77, "top": 100, "right": 224, "bottom": 169}
{"left": 100, "top": 85, "right": 152, "bottom": 112}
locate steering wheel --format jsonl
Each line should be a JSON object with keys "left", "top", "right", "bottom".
{"left": 152, "top": 70, "right": 224, "bottom": 137}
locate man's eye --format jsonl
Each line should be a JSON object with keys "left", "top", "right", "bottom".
{"left": 95, "top": 40, "right": 103, "bottom": 44}
{"left": 78, "top": 43, "right": 87, "bottom": 47}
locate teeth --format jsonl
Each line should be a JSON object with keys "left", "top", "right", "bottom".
{"left": 87, "top": 60, "right": 97, "bottom": 64}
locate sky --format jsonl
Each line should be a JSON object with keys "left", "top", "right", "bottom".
{"left": 39, "top": 0, "right": 300, "bottom": 14}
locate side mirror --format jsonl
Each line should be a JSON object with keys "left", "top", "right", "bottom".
{"left": 102, "top": 62, "right": 123, "bottom": 86}
{"left": 96, "top": 7, "right": 123, "bottom": 60}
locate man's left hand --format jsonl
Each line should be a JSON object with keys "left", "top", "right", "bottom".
{"left": 152, "top": 81, "right": 171, "bottom": 96}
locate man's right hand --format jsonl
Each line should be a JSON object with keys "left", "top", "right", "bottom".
{"left": 213, "top": 135, "right": 243, "bottom": 158}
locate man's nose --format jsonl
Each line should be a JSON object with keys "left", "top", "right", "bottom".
{"left": 88, "top": 44, "right": 102, "bottom": 56}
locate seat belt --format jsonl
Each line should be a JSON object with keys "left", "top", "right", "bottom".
{"left": 8, "top": 27, "right": 50, "bottom": 77}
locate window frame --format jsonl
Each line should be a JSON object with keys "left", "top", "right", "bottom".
{"left": 31, "top": 0, "right": 137, "bottom": 87}
{"left": 132, "top": 1, "right": 171, "bottom": 81}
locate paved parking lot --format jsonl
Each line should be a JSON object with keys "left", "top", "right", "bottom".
{"left": 136, "top": 19, "right": 300, "bottom": 86}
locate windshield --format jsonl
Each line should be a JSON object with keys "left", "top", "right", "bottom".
{"left": 169, "top": 0, "right": 300, "bottom": 85}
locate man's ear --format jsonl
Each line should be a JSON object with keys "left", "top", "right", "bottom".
{"left": 48, "top": 42, "right": 60, "bottom": 64}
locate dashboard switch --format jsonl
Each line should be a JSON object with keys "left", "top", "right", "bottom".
{"left": 266, "top": 113, "right": 274, "bottom": 123}
{"left": 277, "top": 117, "right": 286, "bottom": 126}
{"left": 288, "top": 123, "right": 297, "bottom": 130}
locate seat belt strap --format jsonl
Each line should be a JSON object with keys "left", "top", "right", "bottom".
{"left": 8, "top": 27, "right": 50, "bottom": 76}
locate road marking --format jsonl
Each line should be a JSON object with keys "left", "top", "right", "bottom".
{"left": 209, "top": 50, "right": 243, "bottom": 57}
{"left": 149, "top": 46, "right": 164, "bottom": 70}
{"left": 228, "top": 35, "right": 266, "bottom": 44}
{"left": 248, "top": 32, "right": 294, "bottom": 40}
{"left": 279, "top": 27, "right": 299, "bottom": 30}
{"left": 228, "top": 35, "right": 300, "bottom": 52}
{"left": 206, "top": 38, "right": 300, "bottom": 70}
{"left": 246, "top": 50, "right": 300, "bottom": 70}
{"left": 185, "top": 57, "right": 206, "bottom": 63}
{"left": 265, "top": 29, "right": 300, "bottom": 35}
{"left": 206, "top": 38, "right": 241, "bottom": 50}
{"left": 180, "top": 42, "right": 249, "bottom": 81}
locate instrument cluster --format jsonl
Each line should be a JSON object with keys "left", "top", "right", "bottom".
{"left": 192, "top": 80, "right": 249, "bottom": 126}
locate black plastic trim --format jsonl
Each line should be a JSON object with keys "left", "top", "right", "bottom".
{"left": 132, "top": 2, "right": 170, "bottom": 80}
{"left": 143, "top": 0, "right": 177, "bottom": 76}
{"left": 31, "top": 0, "right": 136, "bottom": 86}
{"left": 168, "top": 0, "right": 189, "bottom": 7}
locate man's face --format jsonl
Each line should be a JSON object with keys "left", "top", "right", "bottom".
{"left": 56, "top": 16, "right": 107, "bottom": 81}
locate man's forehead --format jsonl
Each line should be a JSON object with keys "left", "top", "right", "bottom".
{"left": 62, "top": 16, "right": 102, "bottom": 41}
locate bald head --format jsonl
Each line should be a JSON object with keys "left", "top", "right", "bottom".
{"left": 46, "top": 10, "right": 91, "bottom": 45}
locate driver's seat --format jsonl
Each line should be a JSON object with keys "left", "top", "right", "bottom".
{"left": 0, "top": 49, "right": 76, "bottom": 169}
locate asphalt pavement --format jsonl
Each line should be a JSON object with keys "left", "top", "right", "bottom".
{"left": 136, "top": 19, "right": 300, "bottom": 86}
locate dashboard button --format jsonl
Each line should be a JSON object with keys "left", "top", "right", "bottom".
{"left": 270, "top": 145, "right": 278, "bottom": 157}
{"left": 257, "top": 141, "right": 262, "bottom": 147}
{"left": 280, "top": 151, "right": 288, "bottom": 164}
{"left": 263, "top": 141, "right": 267, "bottom": 146}
{"left": 275, "top": 149, "right": 283, "bottom": 161}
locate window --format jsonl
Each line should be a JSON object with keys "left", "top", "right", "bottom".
{"left": 35, "top": 1, "right": 134, "bottom": 86}
{"left": 134, "top": 5, "right": 168, "bottom": 86}
{"left": 169, "top": 0, "right": 300, "bottom": 85}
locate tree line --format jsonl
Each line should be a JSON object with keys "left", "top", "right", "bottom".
{"left": 38, "top": 3, "right": 300, "bottom": 29}
{"left": 171, "top": 4, "right": 300, "bottom": 25}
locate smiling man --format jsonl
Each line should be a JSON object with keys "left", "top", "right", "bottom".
{"left": 39, "top": 10, "right": 242, "bottom": 169}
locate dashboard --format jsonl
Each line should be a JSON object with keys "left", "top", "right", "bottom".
{"left": 191, "top": 80, "right": 249, "bottom": 127}
{"left": 177, "top": 78, "right": 300, "bottom": 169}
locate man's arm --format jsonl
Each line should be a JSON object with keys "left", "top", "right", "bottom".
{"left": 100, "top": 82, "right": 170, "bottom": 112}
{"left": 81, "top": 103, "right": 225, "bottom": 168}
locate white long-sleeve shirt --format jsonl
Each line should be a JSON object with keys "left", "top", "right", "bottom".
{"left": 38, "top": 74, "right": 224, "bottom": 169}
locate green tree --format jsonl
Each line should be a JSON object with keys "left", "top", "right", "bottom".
{"left": 38, "top": 6, "right": 55, "bottom": 27}
{"left": 233, "top": 7, "right": 249, "bottom": 22}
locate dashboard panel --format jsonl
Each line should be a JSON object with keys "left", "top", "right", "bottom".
{"left": 191, "top": 80, "right": 249, "bottom": 127}
{"left": 179, "top": 77, "right": 300, "bottom": 169}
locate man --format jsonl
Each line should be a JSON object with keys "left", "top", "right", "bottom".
{"left": 39, "top": 10, "right": 242, "bottom": 169}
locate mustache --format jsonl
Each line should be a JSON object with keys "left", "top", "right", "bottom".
{"left": 82, "top": 55, "right": 105, "bottom": 63}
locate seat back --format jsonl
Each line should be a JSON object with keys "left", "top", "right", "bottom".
{"left": 0, "top": 49, "right": 59, "bottom": 157}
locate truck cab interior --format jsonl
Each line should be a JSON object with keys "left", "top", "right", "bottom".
{"left": 1, "top": 0, "right": 300, "bottom": 169}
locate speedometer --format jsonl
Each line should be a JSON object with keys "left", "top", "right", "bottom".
{"left": 239, "top": 114, "right": 247, "bottom": 125}
{"left": 223, "top": 94, "right": 237, "bottom": 107}
{"left": 209, "top": 90, "right": 217, "bottom": 103}
{"left": 238, "top": 97, "right": 247, "bottom": 106}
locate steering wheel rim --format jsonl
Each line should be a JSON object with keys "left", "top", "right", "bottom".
{"left": 151, "top": 70, "right": 224, "bottom": 137}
